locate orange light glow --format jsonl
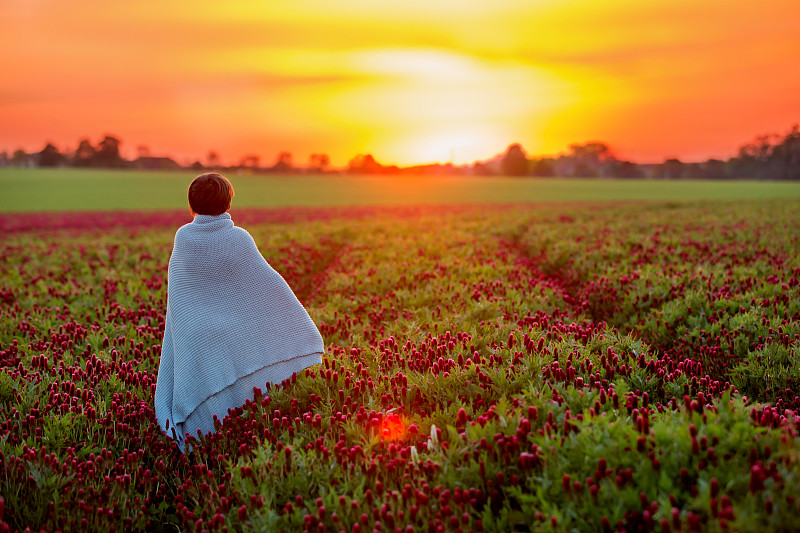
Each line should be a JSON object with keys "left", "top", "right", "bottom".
{"left": 1, "top": 0, "right": 799, "bottom": 166}
{"left": 381, "top": 414, "right": 404, "bottom": 441}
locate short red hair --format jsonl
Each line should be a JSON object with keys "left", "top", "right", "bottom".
{"left": 188, "top": 172, "right": 234, "bottom": 216}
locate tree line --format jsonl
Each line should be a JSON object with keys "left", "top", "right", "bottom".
{"left": 0, "top": 136, "right": 322, "bottom": 174}
{"left": 486, "top": 125, "right": 799, "bottom": 180}
{"left": 3, "top": 125, "right": 799, "bottom": 179}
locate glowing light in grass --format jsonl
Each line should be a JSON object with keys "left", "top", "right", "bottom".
{"left": 381, "top": 413, "right": 404, "bottom": 440}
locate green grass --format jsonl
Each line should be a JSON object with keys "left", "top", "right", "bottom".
{"left": 2, "top": 167, "right": 800, "bottom": 212}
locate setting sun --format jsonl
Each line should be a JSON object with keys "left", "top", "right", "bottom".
{"left": 325, "top": 48, "right": 574, "bottom": 164}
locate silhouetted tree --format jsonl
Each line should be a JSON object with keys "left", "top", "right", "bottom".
{"left": 273, "top": 152, "right": 293, "bottom": 172}
{"left": 612, "top": 160, "right": 643, "bottom": 178}
{"left": 730, "top": 126, "right": 800, "bottom": 180}
{"left": 739, "top": 134, "right": 775, "bottom": 162}
{"left": 240, "top": 154, "right": 260, "bottom": 169}
{"left": 472, "top": 162, "right": 492, "bottom": 176}
{"left": 663, "top": 158, "right": 684, "bottom": 179}
{"left": 500, "top": 143, "right": 529, "bottom": 176}
{"left": 568, "top": 141, "right": 614, "bottom": 164}
{"left": 689, "top": 159, "right": 728, "bottom": 180}
{"left": 348, "top": 154, "right": 383, "bottom": 174}
{"left": 73, "top": 139, "right": 95, "bottom": 167}
{"left": 309, "top": 153, "right": 330, "bottom": 173}
{"left": 92, "top": 135, "right": 124, "bottom": 167}
{"left": 567, "top": 141, "right": 615, "bottom": 176}
{"left": 530, "top": 158, "right": 555, "bottom": 177}
{"left": 767, "top": 125, "right": 800, "bottom": 180}
{"left": 572, "top": 161, "right": 598, "bottom": 178}
{"left": 38, "top": 143, "right": 66, "bottom": 167}
{"left": 11, "top": 149, "right": 28, "bottom": 167}
{"left": 207, "top": 151, "right": 220, "bottom": 169}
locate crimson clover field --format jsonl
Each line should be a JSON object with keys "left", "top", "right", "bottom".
{"left": 1, "top": 199, "right": 800, "bottom": 532}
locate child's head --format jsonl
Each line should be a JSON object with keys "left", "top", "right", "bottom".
{"left": 188, "top": 172, "right": 234, "bottom": 216}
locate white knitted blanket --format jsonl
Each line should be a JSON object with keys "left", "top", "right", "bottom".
{"left": 154, "top": 213, "right": 324, "bottom": 447}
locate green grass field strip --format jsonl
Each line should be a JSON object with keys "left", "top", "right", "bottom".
{"left": 3, "top": 168, "right": 800, "bottom": 212}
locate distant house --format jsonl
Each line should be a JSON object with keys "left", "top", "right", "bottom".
{"left": 13, "top": 152, "right": 38, "bottom": 168}
{"left": 133, "top": 156, "right": 181, "bottom": 171}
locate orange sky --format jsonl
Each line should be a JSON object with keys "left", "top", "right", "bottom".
{"left": 1, "top": 0, "right": 799, "bottom": 167}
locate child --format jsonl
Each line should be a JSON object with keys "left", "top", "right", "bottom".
{"left": 154, "top": 172, "right": 324, "bottom": 451}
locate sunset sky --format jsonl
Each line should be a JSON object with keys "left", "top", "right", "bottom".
{"left": 1, "top": 0, "right": 799, "bottom": 167}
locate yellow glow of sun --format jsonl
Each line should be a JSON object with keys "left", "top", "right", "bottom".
{"left": 323, "top": 48, "right": 575, "bottom": 164}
